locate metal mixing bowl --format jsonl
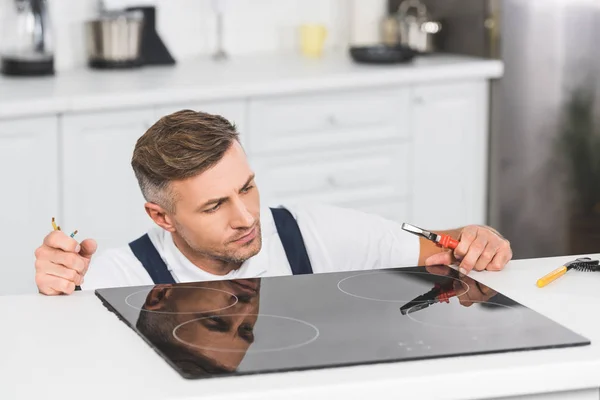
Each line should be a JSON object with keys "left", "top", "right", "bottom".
{"left": 85, "top": 10, "right": 144, "bottom": 68}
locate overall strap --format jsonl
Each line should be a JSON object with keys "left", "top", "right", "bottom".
{"left": 270, "top": 207, "right": 314, "bottom": 275}
{"left": 129, "top": 234, "right": 176, "bottom": 284}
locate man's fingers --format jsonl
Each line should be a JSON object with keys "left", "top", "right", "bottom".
{"left": 43, "top": 231, "right": 80, "bottom": 253}
{"left": 453, "top": 226, "right": 477, "bottom": 260}
{"left": 37, "top": 283, "right": 61, "bottom": 296}
{"left": 49, "top": 276, "right": 76, "bottom": 295}
{"left": 425, "top": 251, "right": 453, "bottom": 267}
{"left": 488, "top": 245, "right": 512, "bottom": 271}
{"left": 473, "top": 243, "right": 499, "bottom": 272}
{"left": 35, "top": 273, "right": 76, "bottom": 295}
{"left": 35, "top": 246, "right": 86, "bottom": 274}
{"left": 35, "top": 259, "right": 83, "bottom": 285}
{"left": 50, "top": 249, "right": 86, "bottom": 275}
{"left": 79, "top": 239, "right": 97, "bottom": 259}
{"left": 34, "top": 233, "right": 95, "bottom": 296}
{"left": 459, "top": 236, "right": 488, "bottom": 274}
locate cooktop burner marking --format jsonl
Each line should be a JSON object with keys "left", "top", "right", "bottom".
{"left": 406, "top": 301, "right": 521, "bottom": 330}
{"left": 125, "top": 287, "right": 238, "bottom": 315}
{"left": 337, "top": 270, "right": 469, "bottom": 303}
{"left": 172, "top": 314, "right": 320, "bottom": 353}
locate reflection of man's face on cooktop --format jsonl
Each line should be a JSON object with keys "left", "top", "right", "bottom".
{"left": 97, "top": 266, "right": 590, "bottom": 380}
{"left": 135, "top": 279, "right": 261, "bottom": 374}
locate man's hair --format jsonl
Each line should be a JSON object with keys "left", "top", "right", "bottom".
{"left": 131, "top": 109, "right": 240, "bottom": 212}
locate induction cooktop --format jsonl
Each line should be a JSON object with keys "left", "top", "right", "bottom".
{"left": 95, "top": 265, "right": 590, "bottom": 380}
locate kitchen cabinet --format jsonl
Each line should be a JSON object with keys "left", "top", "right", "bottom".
{"left": 0, "top": 116, "right": 59, "bottom": 296}
{"left": 247, "top": 87, "right": 410, "bottom": 155}
{"left": 61, "top": 109, "right": 156, "bottom": 253}
{"left": 410, "top": 81, "right": 488, "bottom": 230}
{"left": 248, "top": 87, "right": 412, "bottom": 223}
{"left": 252, "top": 143, "right": 411, "bottom": 222}
{"left": 0, "top": 71, "right": 496, "bottom": 295}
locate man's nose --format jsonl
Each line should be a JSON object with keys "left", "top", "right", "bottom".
{"left": 230, "top": 197, "right": 254, "bottom": 228}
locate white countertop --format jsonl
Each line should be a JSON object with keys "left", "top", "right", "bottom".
{"left": 0, "top": 52, "right": 503, "bottom": 119}
{"left": 1, "top": 253, "right": 599, "bottom": 400}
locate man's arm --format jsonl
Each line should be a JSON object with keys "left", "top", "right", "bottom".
{"left": 418, "top": 225, "right": 512, "bottom": 274}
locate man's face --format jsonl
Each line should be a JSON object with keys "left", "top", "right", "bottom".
{"left": 168, "top": 141, "right": 262, "bottom": 265}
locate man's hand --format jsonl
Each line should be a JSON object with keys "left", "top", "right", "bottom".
{"left": 424, "top": 225, "right": 512, "bottom": 274}
{"left": 34, "top": 231, "right": 97, "bottom": 295}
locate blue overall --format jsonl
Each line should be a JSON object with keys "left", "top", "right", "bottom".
{"left": 128, "top": 207, "right": 313, "bottom": 284}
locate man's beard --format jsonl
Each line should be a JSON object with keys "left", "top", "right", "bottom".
{"left": 178, "top": 223, "right": 263, "bottom": 266}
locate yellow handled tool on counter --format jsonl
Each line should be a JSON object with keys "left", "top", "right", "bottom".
{"left": 536, "top": 257, "right": 600, "bottom": 288}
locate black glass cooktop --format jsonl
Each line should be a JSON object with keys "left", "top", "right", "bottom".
{"left": 95, "top": 265, "right": 590, "bottom": 379}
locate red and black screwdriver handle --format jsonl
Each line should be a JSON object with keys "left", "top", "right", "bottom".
{"left": 436, "top": 234, "right": 459, "bottom": 250}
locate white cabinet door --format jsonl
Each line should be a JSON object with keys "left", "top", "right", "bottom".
{"left": 155, "top": 100, "right": 248, "bottom": 148}
{"left": 248, "top": 87, "right": 410, "bottom": 155}
{"left": 62, "top": 109, "right": 156, "bottom": 254}
{"left": 410, "top": 81, "right": 489, "bottom": 230}
{"left": 252, "top": 143, "right": 411, "bottom": 223}
{"left": 0, "top": 117, "right": 58, "bottom": 296}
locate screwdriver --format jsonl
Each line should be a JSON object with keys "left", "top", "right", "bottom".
{"left": 401, "top": 223, "right": 459, "bottom": 250}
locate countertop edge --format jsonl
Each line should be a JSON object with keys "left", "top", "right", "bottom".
{"left": 0, "top": 57, "right": 504, "bottom": 120}
{"left": 170, "top": 358, "right": 600, "bottom": 400}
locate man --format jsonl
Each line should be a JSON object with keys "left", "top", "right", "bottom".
{"left": 34, "top": 110, "right": 513, "bottom": 295}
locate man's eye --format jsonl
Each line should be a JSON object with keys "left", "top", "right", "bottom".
{"left": 205, "top": 203, "right": 221, "bottom": 213}
{"left": 241, "top": 185, "right": 254, "bottom": 193}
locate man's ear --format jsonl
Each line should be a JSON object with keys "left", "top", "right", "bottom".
{"left": 145, "top": 202, "right": 176, "bottom": 232}
{"left": 144, "top": 284, "right": 175, "bottom": 311}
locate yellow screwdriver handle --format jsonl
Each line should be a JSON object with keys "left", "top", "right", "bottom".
{"left": 536, "top": 266, "right": 567, "bottom": 288}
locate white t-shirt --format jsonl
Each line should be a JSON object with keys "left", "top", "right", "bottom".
{"left": 82, "top": 202, "right": 420, "bottom": 290}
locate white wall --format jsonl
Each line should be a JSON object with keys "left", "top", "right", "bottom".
{"left": 0, "top": 0, "right": 388, "bottom": 72}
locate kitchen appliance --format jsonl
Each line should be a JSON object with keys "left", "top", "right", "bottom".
{"left": 387, "top": 0, "right": 600, "bottom": 259}
{"left": 127, "top": 6, "right": 175, "bottom": 66}
{"left": 0, "top": 0, "right": 54, "bottom": 76}
{"left": 96, "top": 265, "right": 589, "bottom": 380}
{"left": 396, "top": 0, "right": 442, "bottom": 54}
{"left": 85, "top": 10, "right": 144, "bottom": 69}
{"left": 85, "top": 5, "right": 174, "bottom": 69}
